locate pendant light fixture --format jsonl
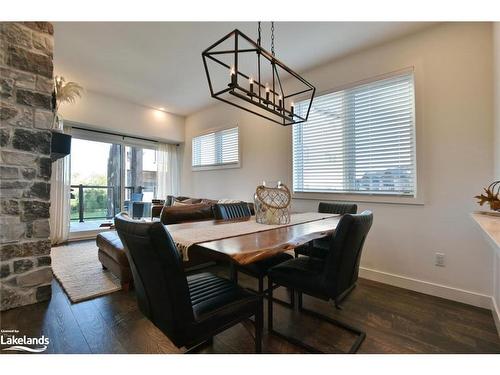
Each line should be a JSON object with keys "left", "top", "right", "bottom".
{"left": 202, "top": 22, "right": 315, "bottom": 126}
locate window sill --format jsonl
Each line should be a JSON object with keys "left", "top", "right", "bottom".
{"left": 292, "top": 191, "right": 424, "bottom": 206}
{"left": 192, "top": 162, "right": 241, "bottom": 172}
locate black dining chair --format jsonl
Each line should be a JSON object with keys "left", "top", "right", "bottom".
{"left": 294, "top": 201, "right": 358, "bottom": 259}
{"left": 268, "top": 210, "right": 373, "bottom": 353}
{"left": 114, "top": 212, "right": 263, "bottom": 353}
{"left": 212, "top": 202, "right": 252, "bottom": 220}
{"left": 213, "top": 203, "right": 294, "bottom": 304}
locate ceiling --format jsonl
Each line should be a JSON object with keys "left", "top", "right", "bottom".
{"left": 54, "top": 22, "right": 435, "bottom": 116}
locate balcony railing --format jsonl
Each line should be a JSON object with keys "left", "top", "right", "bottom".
{"left": 70, "top": 184, "right": 157, "bottom": 222}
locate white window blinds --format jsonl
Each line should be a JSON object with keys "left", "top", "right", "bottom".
{"left": 192, "top": 126, "right": 239, "bottom": 168}
{"left": 293, "top": 73, "right": 416, "bottom": 196}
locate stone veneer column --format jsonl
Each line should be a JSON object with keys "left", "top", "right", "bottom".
{"left": 0, "top": 22, "right": 54, "bottom": 310}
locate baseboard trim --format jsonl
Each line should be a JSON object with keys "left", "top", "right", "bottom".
{"left": 491, "top": 297, "right": 500, "bottom": 337}
{"left": 359, "top": 266, "right": 492, "bottom": 309}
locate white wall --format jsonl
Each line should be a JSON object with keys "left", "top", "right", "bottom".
{"left": 59, "top": 90, "right": 185, "bottom": 143}
{"left": 494, "top": 22, "right": 500, "bottom": 180}
{"left": 493, "top": 22, "right": 500, "bottom": 329}
{"left": 183, "top": 23, "right": 495, "bottom": 306}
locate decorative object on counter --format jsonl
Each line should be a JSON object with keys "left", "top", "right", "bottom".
{"left": 475, "top": 180, "right": 500, "bottom": 212}
{"left": 50, "top": 76, "right": 83, "bottom": 161}
{"left": 52, "top": 76, "right": 83, "bottom": 129}
{"left": 254, "top": 181, "right": 291, "bottom": 225}
{"left": 202, "top": 22, "right": 315, "bottom": 126}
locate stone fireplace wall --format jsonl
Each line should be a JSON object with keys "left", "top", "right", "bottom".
{"left": 0, "top": 22, "right": 54, "bottom": 311}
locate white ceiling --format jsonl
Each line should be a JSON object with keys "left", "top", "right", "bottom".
{"left": 54, "top": 22, "right": 435, "bottom": 116}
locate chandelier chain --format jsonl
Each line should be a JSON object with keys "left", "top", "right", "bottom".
{"left": 258, "top": 22, "right": 261, "bottom": 47}
{"left": 271, "top": 22, "right": 275, "bottom": 56}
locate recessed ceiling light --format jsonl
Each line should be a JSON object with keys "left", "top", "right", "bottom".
{"left": 158, "top": 107, "right": 165, "bottom": 111}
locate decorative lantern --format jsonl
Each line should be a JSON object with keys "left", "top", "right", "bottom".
{"left": 254, "top": 181, "right": 291, "bottom": 225}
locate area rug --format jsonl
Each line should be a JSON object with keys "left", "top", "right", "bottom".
{"left": 51, "top": 240, "right": 122, "bottom": 303}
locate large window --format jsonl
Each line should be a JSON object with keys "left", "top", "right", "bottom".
{"left": 192, "top": 126, "right": 239, "bottom": 169}
{"left": 293, "top": 72, "right": 416, "bottom": 197}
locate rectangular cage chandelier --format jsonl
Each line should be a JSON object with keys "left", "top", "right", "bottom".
{"left": 202, "top": 23, "right": 315, "bottom": 126}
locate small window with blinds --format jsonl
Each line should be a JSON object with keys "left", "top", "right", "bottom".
{"left": 192, "top": 126, "right": 240, "bottom": 169}
{"left": 293, "top": 72, "right": 416, "bottom": 196}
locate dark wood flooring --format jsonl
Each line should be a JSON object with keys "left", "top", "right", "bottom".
{"left": 1, "top": 265, "right": 499, "bottom": 354}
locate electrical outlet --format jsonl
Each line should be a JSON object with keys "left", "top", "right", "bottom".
{"left": 435, "top": 252, "right": 445, "bottom": 267}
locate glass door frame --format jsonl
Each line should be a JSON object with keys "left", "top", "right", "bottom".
{"left": 68, "top": 125, "right": 159, "bottom": 224}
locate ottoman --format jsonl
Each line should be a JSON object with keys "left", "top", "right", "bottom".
{"left": 97, "top": 231, "right": 133, "bottom": 291}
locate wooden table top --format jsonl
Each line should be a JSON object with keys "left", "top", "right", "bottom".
{"left": 167, "top": 215, "right": 340, "bottom": 265}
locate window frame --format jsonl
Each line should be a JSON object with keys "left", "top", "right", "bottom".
{"left": 291, "top": 67, "right": 424, "bottom": 206}
{"left": 191, "top": 125, "right": 241, "bottom": 171}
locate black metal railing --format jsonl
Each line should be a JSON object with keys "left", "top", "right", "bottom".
{"left": 70, "top": 184, "right": 156, "bottom": 222}
{"left": 70, "top": 185, "right": 122, "bottom": 223}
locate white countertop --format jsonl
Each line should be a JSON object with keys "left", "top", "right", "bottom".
{"left": 471, "top": 212, "right": 500, "bottom": 252}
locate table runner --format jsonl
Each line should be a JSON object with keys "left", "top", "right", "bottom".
{"left": 168, "top": 212, "right": 338, "bottom": 260}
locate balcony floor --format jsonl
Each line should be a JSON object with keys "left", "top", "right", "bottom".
{"left": 70, "top": 219, "right": 113, "bottom": 233}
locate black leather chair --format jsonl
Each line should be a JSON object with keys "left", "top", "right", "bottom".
{"left": 212, "top": 202, "right": 252, "bottom": 220}
{"left": 294, "top": 202, "right": 358, "bottom": 259}
{"left": 213, "top": 203, "right": 294, "bottom": 302}
{"left": 114, "top": 212, "right": 263, "bottom": 353}
{"left": 268, "top": 210, "right": 373, "bottom": 353}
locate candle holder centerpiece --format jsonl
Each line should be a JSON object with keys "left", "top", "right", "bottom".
{"left": 254, "top": 181, "right": 291, "bottom": 225}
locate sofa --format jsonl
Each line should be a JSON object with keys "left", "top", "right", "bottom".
{"left": 97, "top": 195, "right": 254, "bottom": 288}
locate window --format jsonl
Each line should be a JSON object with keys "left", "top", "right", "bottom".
{"left": 192, "top": 126, "right": 239, "bottom": 169}
{"left": 293, "top": 72, "right": 416, "bottom": 197}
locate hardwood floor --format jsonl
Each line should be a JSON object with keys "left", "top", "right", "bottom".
{"left": 1, "top": 265, "right": 499, "bottom": 354}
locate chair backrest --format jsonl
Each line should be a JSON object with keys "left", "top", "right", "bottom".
{"left": 318, "top": 201, "right": 358, "bottom": 215}
{"left": 213, "top": 202, "right": 251, "bottom": 220}
{"left": 131, "top": 192, "right": 144, "bottom": 202}
{"left": 322, "top": 210, "right": 373, "bottom": 299}
{"left": 114, "top": 212, "right": 194, "bottom": 345}
{"left": 131, "top": 201, "right": 145, "bottom": 218}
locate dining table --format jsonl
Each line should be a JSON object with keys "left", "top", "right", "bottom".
{"left": 166, "top": 212, "right": 341, "bottom": 265}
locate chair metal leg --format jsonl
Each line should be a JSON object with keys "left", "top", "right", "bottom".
{"left": 267, "top": 281, "right": 366, "bottom": 353}
{"left": 255, "top": 299, "right": 263, "bottom": 353}
{"left": 230, "top": 263, "right": 238, "bottom": 284}
{"left": 184, "top": 339, "right": 213, "bottom": 354}
{"left": 258, "top": 277, "right": 264, "bottom": 295}
{"left": 267, "top": 278, "right": 325, "bottom": 353}
{"left": 269, "top": 328, "right": 324, "bottom": 354}
{"left": 298, "top": 303, "right": 366, "bottom": 353}
{"left": 243, "top": 274, "right": 294, "bottom": 308}
{"left": 267, "top": 277, "right": 273, "bottom": 332}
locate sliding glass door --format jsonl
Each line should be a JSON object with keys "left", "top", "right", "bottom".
{"left": 70, "top": 138, "right": 122, "bottom": 232}
{"left": 124, "top": 145, "right": 158, "bottom": 219}
{"left": 69, "top": 129, "right": 158, "bottom": 233}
